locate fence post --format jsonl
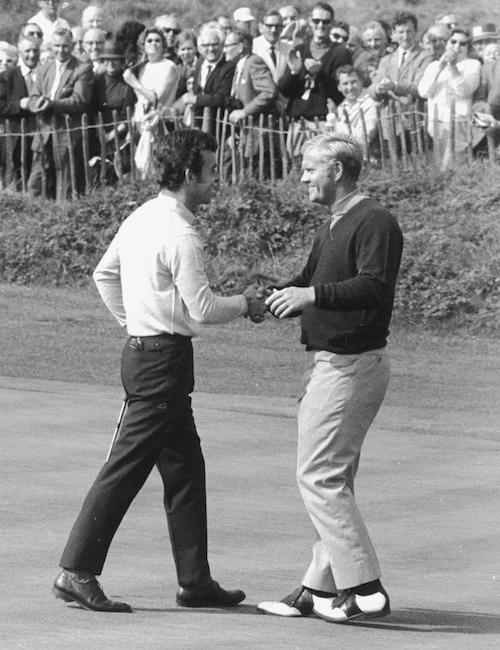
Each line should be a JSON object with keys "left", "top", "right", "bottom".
{"left": 111, "top": 110, "right": 123, "bottom": 180}
{"left": 51, "top": 116, "right": 64, "bottom": 202}
{"left": 258, "top": 113, "right": 265, "bottom": 181}
{"left": 4, "top": 119, "right": 14, "bottom": 186}
{"left": 230, "top": 121, "right": 237, "bottom": 184}
{"left": 432, "top": 103, "right": 441, "bottom": 169}
{"left": 278, "top": 116, "right": 288, "bottom": 179}
{"left": 64, "top": 114, "right": 78, "bottom": 199}
{"left": 126, "top": 106, "right": 136, "bottom": 180}
{"left": 219, "top": 109, "right": 229, "bottom": 184}
{"left": 268, "top": 113, "right": 276, "bottom": 183}
{"left": 386, "top": 100, "right": 399, "bottom": 172}
{"left": 81, "top": 113, "right": 90, "bottom": 193}
{"left": 97, "top": 112, "right": 107, "bottom": 186}
{"left": 375, "top": 104, "right": 386, "bottom": 172}
{"left": 394, "top": 102, "right": 409, "bottom": 170}
{"left": 20, "top": 117, "right": 27, "bottom": 193}
{"left": 448, "top": 98, "right": 456, "bottom": 166}
{"left": 358, "top": 107, "right": 369, "bottom": 164}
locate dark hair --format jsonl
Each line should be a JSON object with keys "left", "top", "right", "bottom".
{"left": 335, "top": 64, "right": 362, "bottom": 81}
{"left": 392, "top": 12, "right": 418, "bottom": 31}
{"left": 233, "top": 28, "right": 252, "bottom": 50}
{"left": 153, "top": 129, "right": 217, "bottom": 191}
{"left": 449, "top": 27, "right": 473, "bottom": 53}
{"left": 261, "top": 10, "right": 282, "bottom": 23}
{"left": 332, "top": 20, "right": 349, "bottom": 35}
{"left": 139, "top": 27, "right": 167, "bottom": 53}
{"left": 311, "top": 3, "right": 335, "bottom": 20}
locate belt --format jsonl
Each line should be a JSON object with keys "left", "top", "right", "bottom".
{"left": 128, "top": 332, "right": 190, "bottom": 351}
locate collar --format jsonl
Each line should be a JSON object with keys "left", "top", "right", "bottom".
{"left": 157, "top": 190, "right": 195, "bottom": 225}
{"left": 202, "top": 57, "right": 222, "bottom": 70}
{"left": 19, "top": 61, "right": 34, "bottom": 77}
{"left": 330, "top": 190, "right": 368, "bottom": 231}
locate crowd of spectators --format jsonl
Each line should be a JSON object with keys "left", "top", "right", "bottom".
{"left": 2, "top": 1, "right": 500, "bottom": 196}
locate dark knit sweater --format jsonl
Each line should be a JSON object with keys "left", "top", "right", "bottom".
{"left": 283, "top": 198, "right": 403, "bottom": 354}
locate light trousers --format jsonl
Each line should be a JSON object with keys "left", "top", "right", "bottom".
{"left": 297, "top": 348, "right": 390, "bottom": 592}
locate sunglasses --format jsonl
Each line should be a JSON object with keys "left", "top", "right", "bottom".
{"left": 311, "top": 18, "right": 332, "bottom": 25}
{"left": 263, "top": 23, "right": 282, "bottom": 30}
{"left": 27, "top": 30, "right": 43, "bottom": 37}
{"left": 450, "top": 39, "right": 468, "bottom": 46}
{"left": 145, "top": 38, "right": 163, "bottom": 43}
{"left": 163, "top": 28, "right": 181, "bottom": 35}
{"left": 331, "top": 32, "right": 348, "bottom": 41}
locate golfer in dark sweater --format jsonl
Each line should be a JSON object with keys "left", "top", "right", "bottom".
{"left": 259, "top": 133, "right": 403, "bottom": 623}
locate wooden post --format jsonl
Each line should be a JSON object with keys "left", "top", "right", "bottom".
{"left": 4, "top": 119, "right": 14, "bottom": 186}
{"left": 408, "top": 109, "right": 418, "bottom": 159}
{"left": 20, "top": 117, "right": 27, "bottom": 193}
{"left": 448, "top": 98, "right": 456, "bottom": 165}
{"left": 219, "top": 109, "right": 228, "bottom": 184}
{"left": 268, "top": 113, "right": 276, "bottom": 183}
{"left": 386, "top": 100, "right": 399, "bottom": 172}
{"left": 486, "top": 130, "right": 496, "bottom": 166}
{"left": 375, "top": 104, "right": 386, "bottom": 172}
{"left": 230, "top": 122, "right": 237, "bottom": 184}
{"left": 112, "top": 110, "right": 123, "bottom": 180}
{"left": 258, "top": 113, "right": 265, "bottom": 181}
{"left": 394, "top": 102, "right": 409, "bottom": 170}
{"left": 247, "top": 115, "right": 254, "bottom": 179}
{"left": 358, "top": 107, "right": 369, "bottom": 164}
{"left": 278, "top": 116, "right": 287, "bottom": 179}
{"left": 81, "top": 113, "right": 90, "bottom": 193}
{"left": 38, "top": 115, "right": 47, "bottom": 198}
{"left": 97, "top": 112, "right": 107, "bottom": 186}
{"left": 238, "top": 118, "right": 245, "bottom": 182}
{"left": 342, "top": 107, "right": 352, "bottom": 136}
{"left": 51, "top": 116, "right": 64, "bottom": 202}
{"left": 126, "top": 106, "right": 136, "bottom": 180}
{"left": 432, "top": 102, "right": 440, "bottom": 169}
{"left": 201, "top": 106, "right": 212, "bottom": 133}
{"left": 64, "top": 114, "right": 77, "bottom": 199}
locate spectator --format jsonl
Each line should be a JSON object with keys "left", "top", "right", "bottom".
{"left": 424, "top": 24, "right": 450, "bottom": 60}
{"left": 362, "top": 20, "right": 388, "bottom": 58}
{"left": 28, "top": 0, "right": 71, "bottom": 44}
{"left": 347, "top": 24, "right": 375, "bottom": 87}
{"left": 115, "top": 20, "right": 146, "bottom": 68}
{"left": 82, "top": 28, "right": 107, "bottom": 72}
{"left": 253, "top": 9, "right": 290, "bottom": 85}
{"left": 27, "top": 27, "right": 93, "bottom": 198}
{"left": 19, "top": 23, "right": 44, "bottom": 41}
{"left": 483, "top": 42, "right": 500, "bottom": 64}
{"left": 81, "top": 5, "right": 105, "bottom": 32}
{"left": 0, "top": 35, "right": 40, "bottom": 182}
{"left": 39, "top": 42, "right": 53, "bottom": 65}
{"left": 278, "top": 5, "right": 301, "bottom": 26}
{"left": 89, "top": 39, "right": 136, "bottom": 184}
{"left": 233, "top": 7, "right": 255, "bottom": 35}
{"left": 154, "top": 14, "right": 182, "bottom": 64}
{"left": 124, "top": 27, "right": 179, "bottom": 132}
{"left": 0, "top": 44, "right": 18, "bottom": 73}
{"left": 370, "top": 11, "right": 432, "bottom": 149}
{"left": 419, "top": 28, "right": 481, "bottom": 166}
{"left": 174, "top": 24, "right": 235, "bottom": 134}
{"left": 472, "top": 24, "right": 499, "bottom": 61}
{"left": 436, "top": 14, "right": 458, "bottom": 32}
{"left": 329, "top": 20, "right": 349, "bottom": 46}
{"left": 328, "top": 64, "right": 379, "bottom": 156}
{"left": 175, "top": 31, "right": 198, "bottom": 98}
{"left": 225, "top": 30, "right": 277, "bottom": 125}
{"left": 279, "top": 2, "right": 352, "bottom": 155}
{"left": 216, "top": 16, "right": 232, "bottom": 36}
{"left": 71, "top": 26, "right": 86, "bottom": 60}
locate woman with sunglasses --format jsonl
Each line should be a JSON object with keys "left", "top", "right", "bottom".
{"left": 124, "top": 26, "right": 179, "bottom": 132}
{"left": 418, "top": 27, "right": 481, "bottom": 166}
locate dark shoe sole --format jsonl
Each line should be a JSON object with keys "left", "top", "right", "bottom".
{"left": 53, "top": 586, "right": 132, "bottom": 613}
{"left": 176, "top": 595, "right": 245, "bottom": 608}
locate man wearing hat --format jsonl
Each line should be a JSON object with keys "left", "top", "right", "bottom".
{"left": 89, "top": 40, "right": 136, "bottom": 183}
{"left": 233, "top": 7, "right": 256, "bottom": 35}
{"left": 472, "top": 23, "right": 499, "bottom": 60}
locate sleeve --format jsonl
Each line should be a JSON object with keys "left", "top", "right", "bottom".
{"left": 93, "top": 234, "right": 127, "bottom": 327}
{"left": 170, "top": 233, "right": 247, "bottom": 324}
{"left": 243, "top": 57, "right": 278, "bottom": 115}
{"left": 314, "top": 211, "right": 403, "bottom": 311}
{"left": 395, "top": 53, "right": 433, "bottom": 99}
{"left": 0, "top": 71, "right": 19, "bottom": 117}
{"left": 449, "top": 60, "right": 481, "bottom": 98}
{"left": 418, "top": 60, "right": 440, "bottom": 99}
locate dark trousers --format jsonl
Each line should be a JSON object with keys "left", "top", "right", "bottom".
{"left": 60, "top": 334, "right": 210, "bottom": 588}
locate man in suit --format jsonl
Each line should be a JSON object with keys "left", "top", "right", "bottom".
{"left": 279, "top": 2, "right": 352, "bottom": 156}
{"left": 0, "top": 35, "right": 40, "bottom": 184}
{"left": 27, "top": 27, "right": 93, "bottom": 198}
{"left": 369, "top": 11, "right": 432, "bottom": 148}
{"left": 175, "top": 24, "right": 235, "bottom": 135}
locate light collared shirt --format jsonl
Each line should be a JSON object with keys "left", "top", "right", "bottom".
{"left": 49, "top": 58, "right": 68, "bottom": 100}
{"left": 93, "top": 191, "right": 247, "bottom": 336}
{"left": 335, "top": 90, "right": 378, "bottom": 148}
{"left": 200, "top": 57, "right": 221, "bottom": 89}
{"left": 330, "top": 190, "right": 368, "bottom": 233}
{"left": 19, "top": 61, "right": 37, "bottom": 91}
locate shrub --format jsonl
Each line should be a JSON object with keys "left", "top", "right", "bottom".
{"left": 0, "top": 162, "right": 499, "bottom": 334}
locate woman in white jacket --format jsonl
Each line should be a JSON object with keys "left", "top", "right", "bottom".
{"left": 418, "top": 27, "right": 481, "bottom": 165}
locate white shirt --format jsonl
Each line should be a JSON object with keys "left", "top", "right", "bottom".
{"left": 200, "top": 57, "right": 221, "bottom": 89}
{"left": 335, "top": 90, "right": 379, "bottom": 148}
{"left": 93, "top": 192, "right": 246, "bottom": 336}
{"left": 28, "top": 11, "right": 71, "bottom": 44}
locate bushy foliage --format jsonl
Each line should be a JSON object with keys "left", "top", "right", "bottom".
{"left": 0, "top": 162, "right": 499, "bottom": 334}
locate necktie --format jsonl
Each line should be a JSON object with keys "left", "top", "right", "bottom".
{"left": 49, "top": 61, "right": 62, "bottom": 100}
{"left": 270, "top": 45, "right": 277, "bottom": 66}
{"left": 400, "top": 50, "right": 407, "bottom": 69}
{"left": 204, "top": 64, "right": 213, "bottom": 89}
{"left": 25, "top": 69, "right": 35, "bottom": 92}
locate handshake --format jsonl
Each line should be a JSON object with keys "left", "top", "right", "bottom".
{"left": 243, "top": 284, "right": 273, "bottom": 324}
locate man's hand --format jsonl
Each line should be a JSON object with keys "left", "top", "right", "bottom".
{"left": 228, "top": 109, "right": 246, "bottom": 124}
{"left": 32, "top": 96, "right": 51, "bottom": 113}
{"left": 243, "top": 284, "right": 268, "bottom": 323}
{"left": 376, "top": 77, "right": 395, "bottom": 95}
{"left": 265, "top": 286, "right": 315, "bottom": 319}
{"left": 287, "top": 49, "right": 303, "bottom": 75}
{"left": 304, "top": 58, "right": 321, "bottom": 76}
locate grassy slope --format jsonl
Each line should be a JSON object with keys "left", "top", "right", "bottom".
{"left": 2, "top": 0, "right": 500, "bottom": 41}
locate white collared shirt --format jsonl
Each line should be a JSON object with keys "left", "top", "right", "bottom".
{"left": 94, "top": 191, "right": 246, "bottom": 336}
{"left": 200, "top": 57, "right": 221, "bottom": 89}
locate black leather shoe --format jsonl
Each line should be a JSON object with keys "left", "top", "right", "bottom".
{"left": 176, "top": 578, "right": 245, "bottom": 607}
{"left": 53, "top": 570, "right": 132, "bottom": 613}
{"left": 313, "top": 587, "right": 390, "bottom": 623}
{"left": 258, "top": 585, "right": 318, "bottom": 617}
